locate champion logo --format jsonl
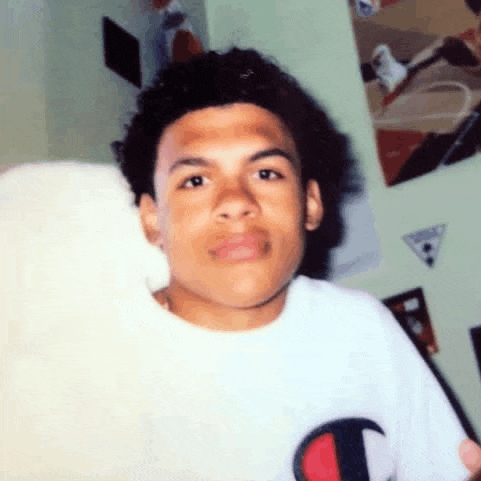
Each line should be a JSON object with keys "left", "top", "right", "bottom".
{"left": 293, "top": 418, "right": 385, "bottom": 481}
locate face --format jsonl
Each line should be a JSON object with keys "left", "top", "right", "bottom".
{"left": 140, "top": 103, "right": 323, "bottom": 321}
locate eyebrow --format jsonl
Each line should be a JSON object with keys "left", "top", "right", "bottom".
{"left": 168, "top": 148, "right": 297, "bottom": 174}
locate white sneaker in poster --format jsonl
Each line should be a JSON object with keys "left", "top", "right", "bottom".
{"left": 372, "top": 44, "right": 408, "bottom": 92}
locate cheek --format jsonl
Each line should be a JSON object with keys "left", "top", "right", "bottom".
{"left": 265, "top": 199, "right": 306, "bottom": 268}
{"left": 280, "top": 189, "right": 307, "bottom": 252}
{"left": 267, "top": 186, "right": 305, "bottom": 229}
{"left": 161, "top": 202, "right": 208, "bottom": 250}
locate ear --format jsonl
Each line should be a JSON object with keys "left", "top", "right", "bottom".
{"left": 304, "top": 179, "right": 323, "bottom": 231}
{"left": 139, "top": 193, "right": 164, "bottom": 248}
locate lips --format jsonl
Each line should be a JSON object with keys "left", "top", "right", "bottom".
{"left": 211, "top": 233, "right": 268, "bottom": 261}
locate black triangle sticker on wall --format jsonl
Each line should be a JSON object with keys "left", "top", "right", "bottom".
{"left": 402, "top": 224, "right": 446, "bottom": 268}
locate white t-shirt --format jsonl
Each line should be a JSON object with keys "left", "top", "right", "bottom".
{"left": 3, "top": 276, "right": 470, "bottom": 481}
{"left": 123, "top": 276, "right": 469, "bottom": 481}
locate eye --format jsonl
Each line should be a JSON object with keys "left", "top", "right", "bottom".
{"left": 181, "top": 175, "right": 208, "bottom": 188}
{"left": 255, "top": 169, "right": 284, "bottom": 180}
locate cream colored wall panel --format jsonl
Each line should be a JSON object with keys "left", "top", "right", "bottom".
{"left": 0, "top": 121, "right": 48, "bottom": 172}
{"left": 0, "top": 91, "right": 46, "bottom": 123}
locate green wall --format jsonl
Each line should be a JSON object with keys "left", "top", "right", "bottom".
{"left": 1, "top": 0, "right": 50, "bottom": 173}
{"left": 1, "top": 0, "right": 209, "bottom": 171}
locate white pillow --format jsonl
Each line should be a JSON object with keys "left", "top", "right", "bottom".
{"left": 0, "top": 161, "right": 170, "bottom": 347}
{"left": 0, "top": 161, "right": 170, "bottom": 478}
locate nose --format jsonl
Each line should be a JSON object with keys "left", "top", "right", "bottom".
{"left": 214, "top": 182, "right": 260, "bottom": 222}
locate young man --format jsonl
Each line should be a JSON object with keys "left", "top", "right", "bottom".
{"left": 113, "top": 48, "right": 480, "bottom": 480}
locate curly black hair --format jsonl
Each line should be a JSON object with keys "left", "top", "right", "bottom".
{"left": 112, "top": 47, "right": 361, "bottom": 278}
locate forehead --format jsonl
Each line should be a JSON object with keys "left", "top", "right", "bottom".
{"left": 156, "top": 103, "right": 297, "bottom": 163}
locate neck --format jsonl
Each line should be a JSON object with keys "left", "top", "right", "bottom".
{"left": 154, "top": 282, "right": 289, "bottom": 332}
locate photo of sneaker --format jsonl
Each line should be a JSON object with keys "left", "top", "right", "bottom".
{"left": 372, "top": 44, "right": 408, "bottom": 92}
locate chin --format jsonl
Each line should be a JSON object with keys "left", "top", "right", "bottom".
{"left": 213, "top": 276, "right": 289, "bottom": 309}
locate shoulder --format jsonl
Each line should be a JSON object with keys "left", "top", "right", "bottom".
{"left": 289, "top": 275, "right": 388, "bottom": 317}
{"left": 287, "top": 275, "right": 403, "bottom": 345}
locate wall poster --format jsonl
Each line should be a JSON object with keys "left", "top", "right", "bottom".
{"left": 383, "top": 287, "right": 439, "bottom": 356}
{"left": 348, "top": 0, "right": 481, "bottom": 186}
{"left": 151, "top": 0, "right": 203, "bottom": 72}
